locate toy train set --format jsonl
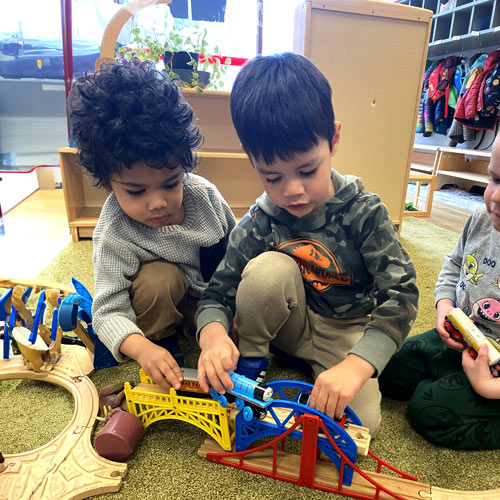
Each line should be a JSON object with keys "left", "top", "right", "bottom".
{"left": 179, "top": 366, "right": 274, "bottom": 420}
{"left": 2, "top": 278, "right": 500, "bottom": 500}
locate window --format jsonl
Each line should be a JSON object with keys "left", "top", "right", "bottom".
{"left": 262, "top": 0, "right": 304, "bottom": 55}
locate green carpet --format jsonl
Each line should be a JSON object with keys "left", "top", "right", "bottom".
{"left": 2, "top": 217, "right": 499, "bottom": 499}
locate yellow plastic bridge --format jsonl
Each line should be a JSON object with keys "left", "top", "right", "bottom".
{"left": 124, "top": 370, "right": 235, "bottom": 451}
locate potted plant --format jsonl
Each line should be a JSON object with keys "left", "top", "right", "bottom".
{"left": 116, "top": 24, "right": 230, "bottom": 93}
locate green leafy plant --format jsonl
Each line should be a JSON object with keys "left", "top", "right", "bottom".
{"left": 404, "top": 202, "right": 420, "bottom": 212}
{"left": 116, "top": 24, "right": 230, "bottom": 93}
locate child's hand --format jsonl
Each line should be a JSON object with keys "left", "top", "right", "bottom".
{"left": 436, "top": 299, "right": 464, "bottom": 350}
{"left": 120, "top": 334, "right": 183, "bottom": 391}
{"left": 462, "top": 343, "right": 500, "bottom": 399}
{"left": 198, "top": 322, "right": 239, "bottom": 394}
{"left": 308, "top": 355, "right": 375, "bottom": 421}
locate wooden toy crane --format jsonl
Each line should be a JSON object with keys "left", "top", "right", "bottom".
{"left": 0, "top": 278, "right": 127, "bottom": 500}
{"left": 1, "top": 277, "right": 117, "bottom": 371}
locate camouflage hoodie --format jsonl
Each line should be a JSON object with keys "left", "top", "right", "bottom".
{"left": 196, "top": 169, "right": 418, "bottom": 374}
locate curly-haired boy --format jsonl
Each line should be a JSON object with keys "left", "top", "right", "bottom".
{"left": 69, "top": 59, "right": 236, "bottom": 390}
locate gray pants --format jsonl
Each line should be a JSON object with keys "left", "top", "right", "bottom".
{"left": 235, "top": 251, "right": 381, "bottom": 434}
{"left": 129, "top": 260, "right": 197, "bottom": 340}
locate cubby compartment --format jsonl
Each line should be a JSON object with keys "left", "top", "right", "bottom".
{"left": 434, "top": 14, "right": 453, "bottom": 39}
{"left": 430, "top": 17, "right": 437, "bottom": 39}
{"left": 437, "top": 0, "right": 454, "bottom": 11}
{"left": 455, "top": 0, "right": 474, "bottom": 7}
{"left": 451, "top": 8, "right": 473, "bottom": 36}
{"left": 471, "top": 3, "right": 494, "bottom": 31}
{"left": 493, "top": 0, "right": 500, "bottom": 27}
{"left": 424, "top": 0, "right": 439, "bottom": 12}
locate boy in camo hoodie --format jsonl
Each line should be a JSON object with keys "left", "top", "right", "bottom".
{"left": 195, "top": 53, "right": 418, "bottom": 434}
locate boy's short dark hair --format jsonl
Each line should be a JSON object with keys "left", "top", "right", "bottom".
{"left": 230, "top": 52, "right": 335, "bottom": 165}
{"left": 69, "top": 59, "right": 202, "bottom": 188}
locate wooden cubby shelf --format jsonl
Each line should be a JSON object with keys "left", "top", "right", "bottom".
{"left": 58, "top": 88, "right": 265, "bottom": 242}
{"left": 58, "top": 146, "right": 261, "bottom": 242}
{"left": 398, "top": 0, "right": 500, "bottom": 58}
{"left": 400, "top": 0, "right": 497, "bottom": 215}
{"left": 434, "top": 147, "right": 491, "bottom": 190}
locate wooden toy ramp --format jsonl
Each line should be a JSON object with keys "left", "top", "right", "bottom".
{"left": 0, "top": 346, "right": 127, "bottom": 500}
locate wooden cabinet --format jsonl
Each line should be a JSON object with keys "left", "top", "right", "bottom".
{"left": 294, "top": 1, "right": 433, "bottom": 227}
{"left": 59, "top": 89, "right": 262, "bottom": 242}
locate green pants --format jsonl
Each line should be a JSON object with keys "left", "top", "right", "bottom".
{"left": 379, "top": 329, "right": 500, "bottom": 449}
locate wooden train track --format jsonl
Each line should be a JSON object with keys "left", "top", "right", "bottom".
{"left": 0, "top": 345, "right": 127, "bottom": 500}
{"left": 2, "top": 278, "right": 500, "bottom": 499}
{"left": 199, "top": 432, "right": 500, "bottom": 500}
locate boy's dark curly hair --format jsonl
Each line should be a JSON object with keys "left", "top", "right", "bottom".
{"left": 68, "top": 59, "right": 202, "bottom": 188}
{"left": 230, "top": 52, "right": 335, "bottom": 165}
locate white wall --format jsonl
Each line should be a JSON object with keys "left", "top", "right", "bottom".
{"left": 0, "top": 171, "right": 38, "bottom": 213}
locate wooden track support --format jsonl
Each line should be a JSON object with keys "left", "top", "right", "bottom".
{"left": 199, "top": 428, "right": 500, "bottom": 500}
{"left": 198, "top": 434, "right": 430, "bottom": 500}
{"left": 0, "top": 345, "right": 127, "bottom": 500}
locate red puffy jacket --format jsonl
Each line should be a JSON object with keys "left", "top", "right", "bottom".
{"left": 427, "top": 56, "right": 459, "bottom": 118}
{"left": 455, "top": 49, "right": 500, "bottom": 126}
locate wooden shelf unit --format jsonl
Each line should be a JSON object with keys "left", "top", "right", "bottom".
{"left": 434, "top": 146, "right": 491, "bottom": 190}
{"left": 397, "top": 0, "right": 500, "bottom": 58}
{"left": 294, "top": 0, "right": 432, "bottom": 230}
{"left": 398, "top": 0, "right": 498, "bottom": 206}
{"left": 405, "top": 144, "right": 491, "bottom": 216}
{"left": 58, "top": 152, "right": 261, "bottom": 243}
{"left": 411, "top": 144, "right": 490, "bottom": 186}
{"left": 59, "top": 89, "right": 265, "bottom": 242}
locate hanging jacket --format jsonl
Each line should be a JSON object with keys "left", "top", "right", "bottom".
{"left": 462, "top": 54, "right": 488, "bottom": 94}
{"left": 448, "top": 54, "right": 487, "bottom": 144}
{"left": 416, "top": 62, "right": 439, "bottom": 134}
{"left": 473, "top": 62, "right": 500, "bottom": 129}
{"left": 455, "top": 49, "right": 500, "bottom": 129}
{"left": 423, "top": 96, "right": 435, "bottom": 136}
{"left": 448, "top": 63, "right": 464, "bottom": 109}
{"left": 434, "top": 96, "right": 455, "bottom": 135}
{"left": 427, "top": 56, "right": 460, "bottom": 118}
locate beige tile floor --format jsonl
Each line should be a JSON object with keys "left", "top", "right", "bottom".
{"left": 0, "top": 189, "right": 71, "bottom": 278}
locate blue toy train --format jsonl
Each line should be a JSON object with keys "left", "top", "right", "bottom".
{"left": 209, "top": 370, "right": 274, "bottom": 421}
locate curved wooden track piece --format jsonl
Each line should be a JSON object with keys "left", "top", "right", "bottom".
{"left": 0, "top": 345, "right": 127, "bottom": 500}
{"left": 423, "top": 487, "right": 500, "bottom": 499}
